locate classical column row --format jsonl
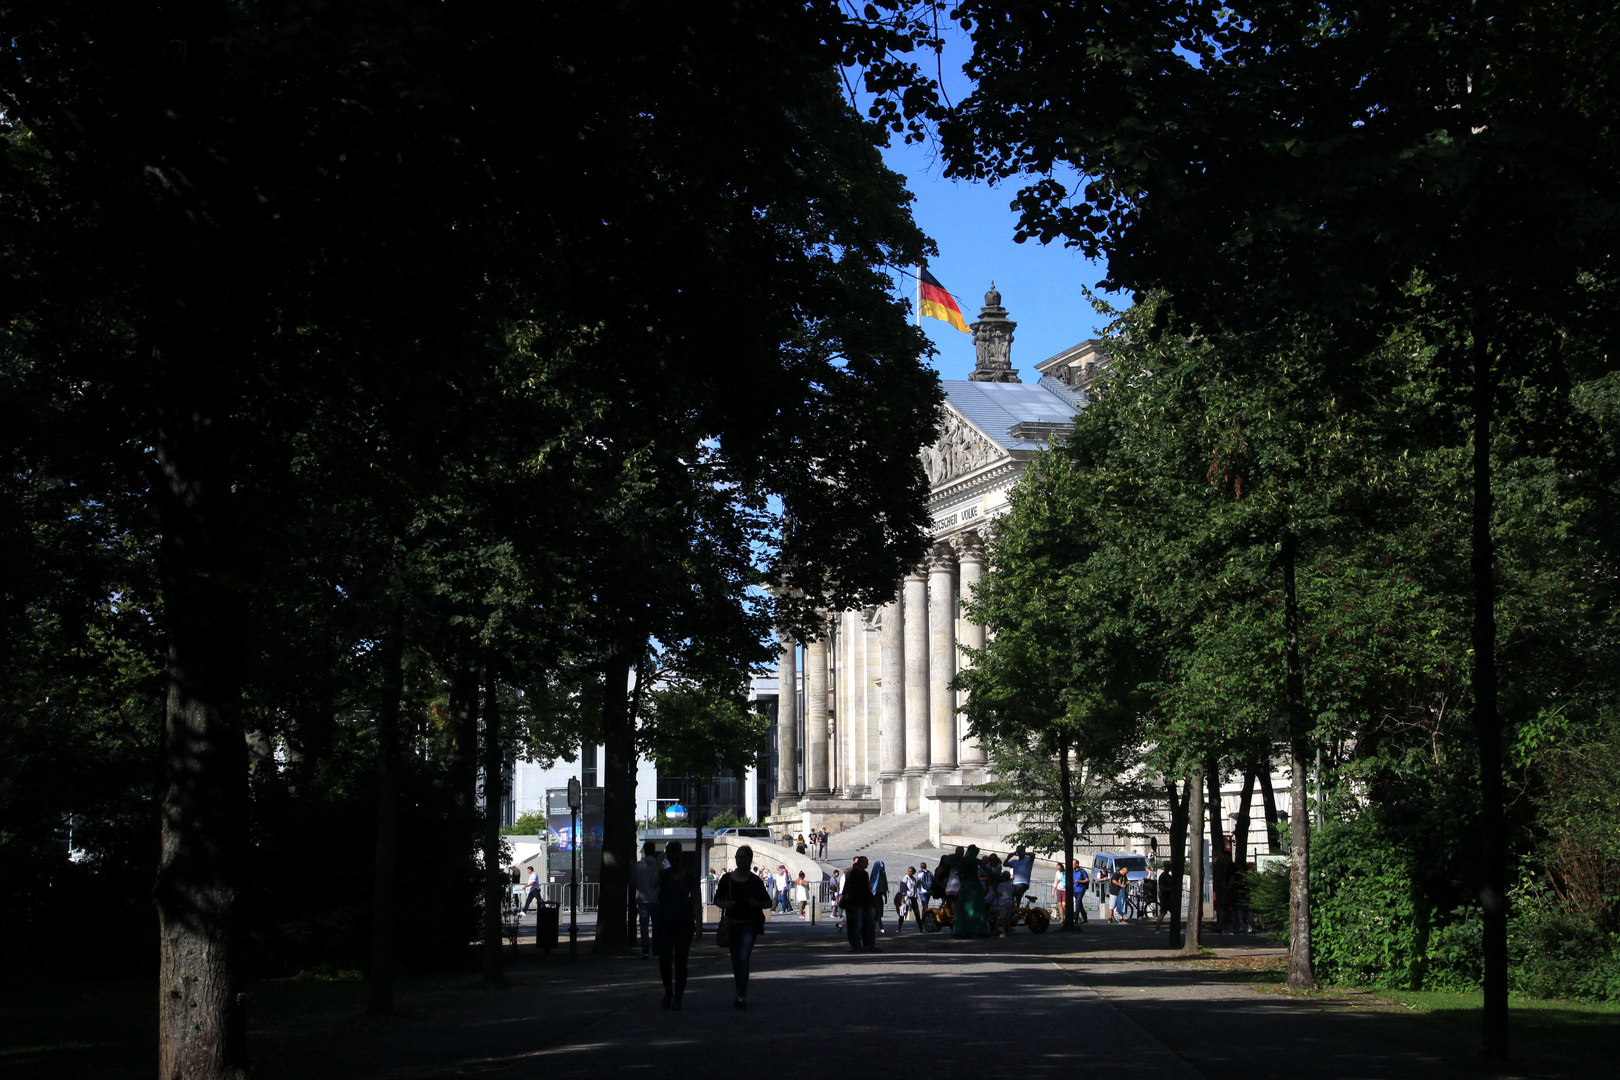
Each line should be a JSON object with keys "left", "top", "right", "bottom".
{"left": 773, "top": 528, "right": 987, "bottom": 814}
{"left": 774, "top": 632, "right": 798, "bottom": 810}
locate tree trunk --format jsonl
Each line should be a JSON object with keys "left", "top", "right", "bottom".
{"left": 152, "top": 227, "right": 250, "bottom": 1080}
{"left": 1258, "top": 759, "right": 1282, "bottom": 854}
{"left": 1183, "top": 762, "right": 1205, "bottom": 954}
{"left": 1233, "top": 761, "right": 1258, "bottom": 870}
{"left": 1058, "top": 733, "right": 1076, "bottom": 931}
{"left": 366, "top": 602, "right": 406, "bottom": 1015}
{"left": 1208, "top": 757, "right": 1227, "bottom": 931}
{"left": 1164, "top": 775, "right": 1190, "bottom": 949}
{"left": 448, "top": 665, "right": 480, "bottom": 810}
{"left": 1471, "top": 333, "right": 1508, "bottom": 1060}
{"left": 593, "top": 648, "right": 637, "bottom": 953}
{"left": 1281, "top": 534, "right": 1317, "bottom": 990}
{"left": 480, "top": 673, "right": 505, "bottom": 984}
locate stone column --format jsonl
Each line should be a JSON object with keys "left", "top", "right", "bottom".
{"left": 774, "top": 633, "right": 799, "bottom": 811}
{"left": 878, "top": 597, "right": 904, "bottom": 810}
{"left": 804, "top": 622, "right": 831, "bottom": 797}
{"left": 842, "top": 610, "right": 864, "bottom": 798}
{"left": 927, "top": 541, "right": 958, "bottom": 777}
{"left": 955, "top": 531, "right": 988, "bottom": 773}
{"left": 902, "top": 569, "right": 930, "bottom": 800}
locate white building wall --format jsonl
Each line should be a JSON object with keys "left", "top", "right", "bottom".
{"left": 509, "top": 746, "right": 659, "bottom": 823}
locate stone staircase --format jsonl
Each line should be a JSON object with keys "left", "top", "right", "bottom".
{"left": 825, "top": 810, "right": 933, "bottom": 861}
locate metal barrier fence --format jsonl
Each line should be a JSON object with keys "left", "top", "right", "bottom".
{"left": 519, "top": 881, "right": 601, "bottom": 911}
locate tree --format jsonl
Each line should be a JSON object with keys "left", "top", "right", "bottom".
{"left": 942, "top": 1, "right": 1620, "bottom": 1054}
{"left": 5, "top": 4, "right": 951, "bottom": 1067}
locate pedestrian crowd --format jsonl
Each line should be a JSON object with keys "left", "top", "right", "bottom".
{"left": 639, "top": 827, "right": 1264, "bottom": 1013}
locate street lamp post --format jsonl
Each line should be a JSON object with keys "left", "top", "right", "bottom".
{"left": 568, "top": 777, "right": 581, "bottom": 961}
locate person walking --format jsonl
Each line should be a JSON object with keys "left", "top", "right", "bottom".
{"left": 652, "top": 841, "right": 701, "bottom": 1010}
{"left": 1108, "top": 867, "right": 1128, "bottom": 921}
{"left": 1155, "top": 865, "right": 1180, "bottom": 931}
{"left": 914, "top": 861, "right": 933, "bottom": 930}
{"left": 839, "top": 856, "right": 878, "bottom": 952}
{"left": 635, "top": 841, "right": 661, "bottom": 957}
{"left": 773, "top": 865, "right": 793, "bottom": 914}
{"left": 896, "top": 867, "right": 920, "bottom": 933}
{"left": 717, "top": 845, "right": 772, "bottom": 1009}
{"left": 521, "top": 865, "right": 543, "bottom": 913}
{"left": 795, "top": 870, "right": 812, "bottom": 919}
{"left": 1073, "top": 860, "right": 1090, "bottom": 923}
{"left": 870, "top": 860, "right": 891, "bottom": 935}
{"left": 1053, "top": 866, "right": 1068, "bottom": 924}
{"left": 817, "top": 828, "right": 828, "bottom": 860}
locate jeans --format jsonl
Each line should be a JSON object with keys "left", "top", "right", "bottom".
{"left": 845, "top": 904, "right": 875, "bottom": 951}
{"left": 655, "top": 919, "right": 693, "bottom": 996}
{"left": 637, "top": 902, "right": 655, "bottom": 956}
{"left": 728, "top": 921, "right": 761, "bottom": 998}
{"left": 775, "top": 888, "right": 793, "bottom": 913}
{"left": 522, "top": 885, "right": 542, "bottom": 912}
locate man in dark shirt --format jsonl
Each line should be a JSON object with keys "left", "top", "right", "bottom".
{"left": 839, "top": 856, "right": 878, "bottom": 952}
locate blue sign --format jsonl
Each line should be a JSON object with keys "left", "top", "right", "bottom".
{"left": 665, "top": 803, "right": 688, "bottom": 821}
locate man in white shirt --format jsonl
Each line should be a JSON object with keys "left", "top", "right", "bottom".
{"left": 634, "top": 840, "right": 660, "bottom": 958}
{"left": 773, "top": 866, "right": 792, "bottom": 914}
{"left": 521, "top": 865, "right": 542, "bottom": 913}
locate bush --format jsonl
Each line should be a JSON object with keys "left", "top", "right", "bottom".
{"left": 1248, "top": 863, "right": 1292, "bottom": 941}
{"left": 501, "top": 811, "right": 546, "bottom": 836}
{"left": 1509, "top": 884, "right": 1620, "bottom": 1002}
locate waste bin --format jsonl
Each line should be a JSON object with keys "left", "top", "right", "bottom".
{"left": 535, "top": 902, "right": 560, "bottom": 952}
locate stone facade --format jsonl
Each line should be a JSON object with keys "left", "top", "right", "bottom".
{"left": 770, "top": 291, "right": 1114, "bottom": 842}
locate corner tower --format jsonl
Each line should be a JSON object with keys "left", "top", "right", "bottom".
{"left": 968, "top": 283, "right": 1019, "bottom": 382}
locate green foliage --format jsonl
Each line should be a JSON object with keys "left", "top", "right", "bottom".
{"left": 1510, "top": 887, "right": 1620, "bottom": 1003}
{"left": 704, "top": 810, "right": 760, "bottom": 830}
{"left": 640, "top": 685, "right": 768, "bottom": 781}
{"left": 501, "top": 812, "right": 547, "bottom": 837}
{"left": 1248, "top": 865, "right": 1291, "bottom": 940}
{"left": 1309, "top": 815, "right": 1481, "bottom": 992}
{"left": 1, "top": 0, "right": 952, "bottom": 1003}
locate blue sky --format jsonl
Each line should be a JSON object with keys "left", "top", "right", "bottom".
{"left": 874, "top": 31, "right": 1124, "bottom": 382}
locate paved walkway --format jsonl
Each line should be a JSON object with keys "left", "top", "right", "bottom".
{"left": 240, "top": 918, "right": 1610, "bottom": 1080}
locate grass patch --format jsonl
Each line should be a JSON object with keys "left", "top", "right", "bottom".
{"left": 1369, "top": 987, "right": 1620, "bottom": 1066}
{"left": 1361, "top": 989, "right": 1620, "bottom": 1075}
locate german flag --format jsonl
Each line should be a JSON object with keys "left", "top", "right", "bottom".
{"left": 918, "top": 267, "right": 970, "bottom": 333}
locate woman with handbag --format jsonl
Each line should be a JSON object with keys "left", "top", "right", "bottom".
{"left": 716, "top": 845, "right": 772, "bottom": 1010}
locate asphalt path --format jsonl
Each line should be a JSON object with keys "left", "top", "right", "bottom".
{"left": 506, "top": 918, "right": 1202, "bottom": 1080}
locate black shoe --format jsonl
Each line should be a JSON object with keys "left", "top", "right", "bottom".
{"left": 734, "top": 997, "right": 747, "bottom": 1010}
{"left": 661, "top": 992, "right": 673, "bottom": 1009}
{"left": 672, "top": 995, "right": 684, "bottom": 1011}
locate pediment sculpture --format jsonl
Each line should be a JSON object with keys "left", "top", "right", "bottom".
{"left": 921, "top": 410, "right": 1004, "bottom": 487}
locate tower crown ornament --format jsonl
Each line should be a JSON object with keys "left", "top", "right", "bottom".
{"left": 969, "top": 282, "right": 1019, "bottom": 382}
